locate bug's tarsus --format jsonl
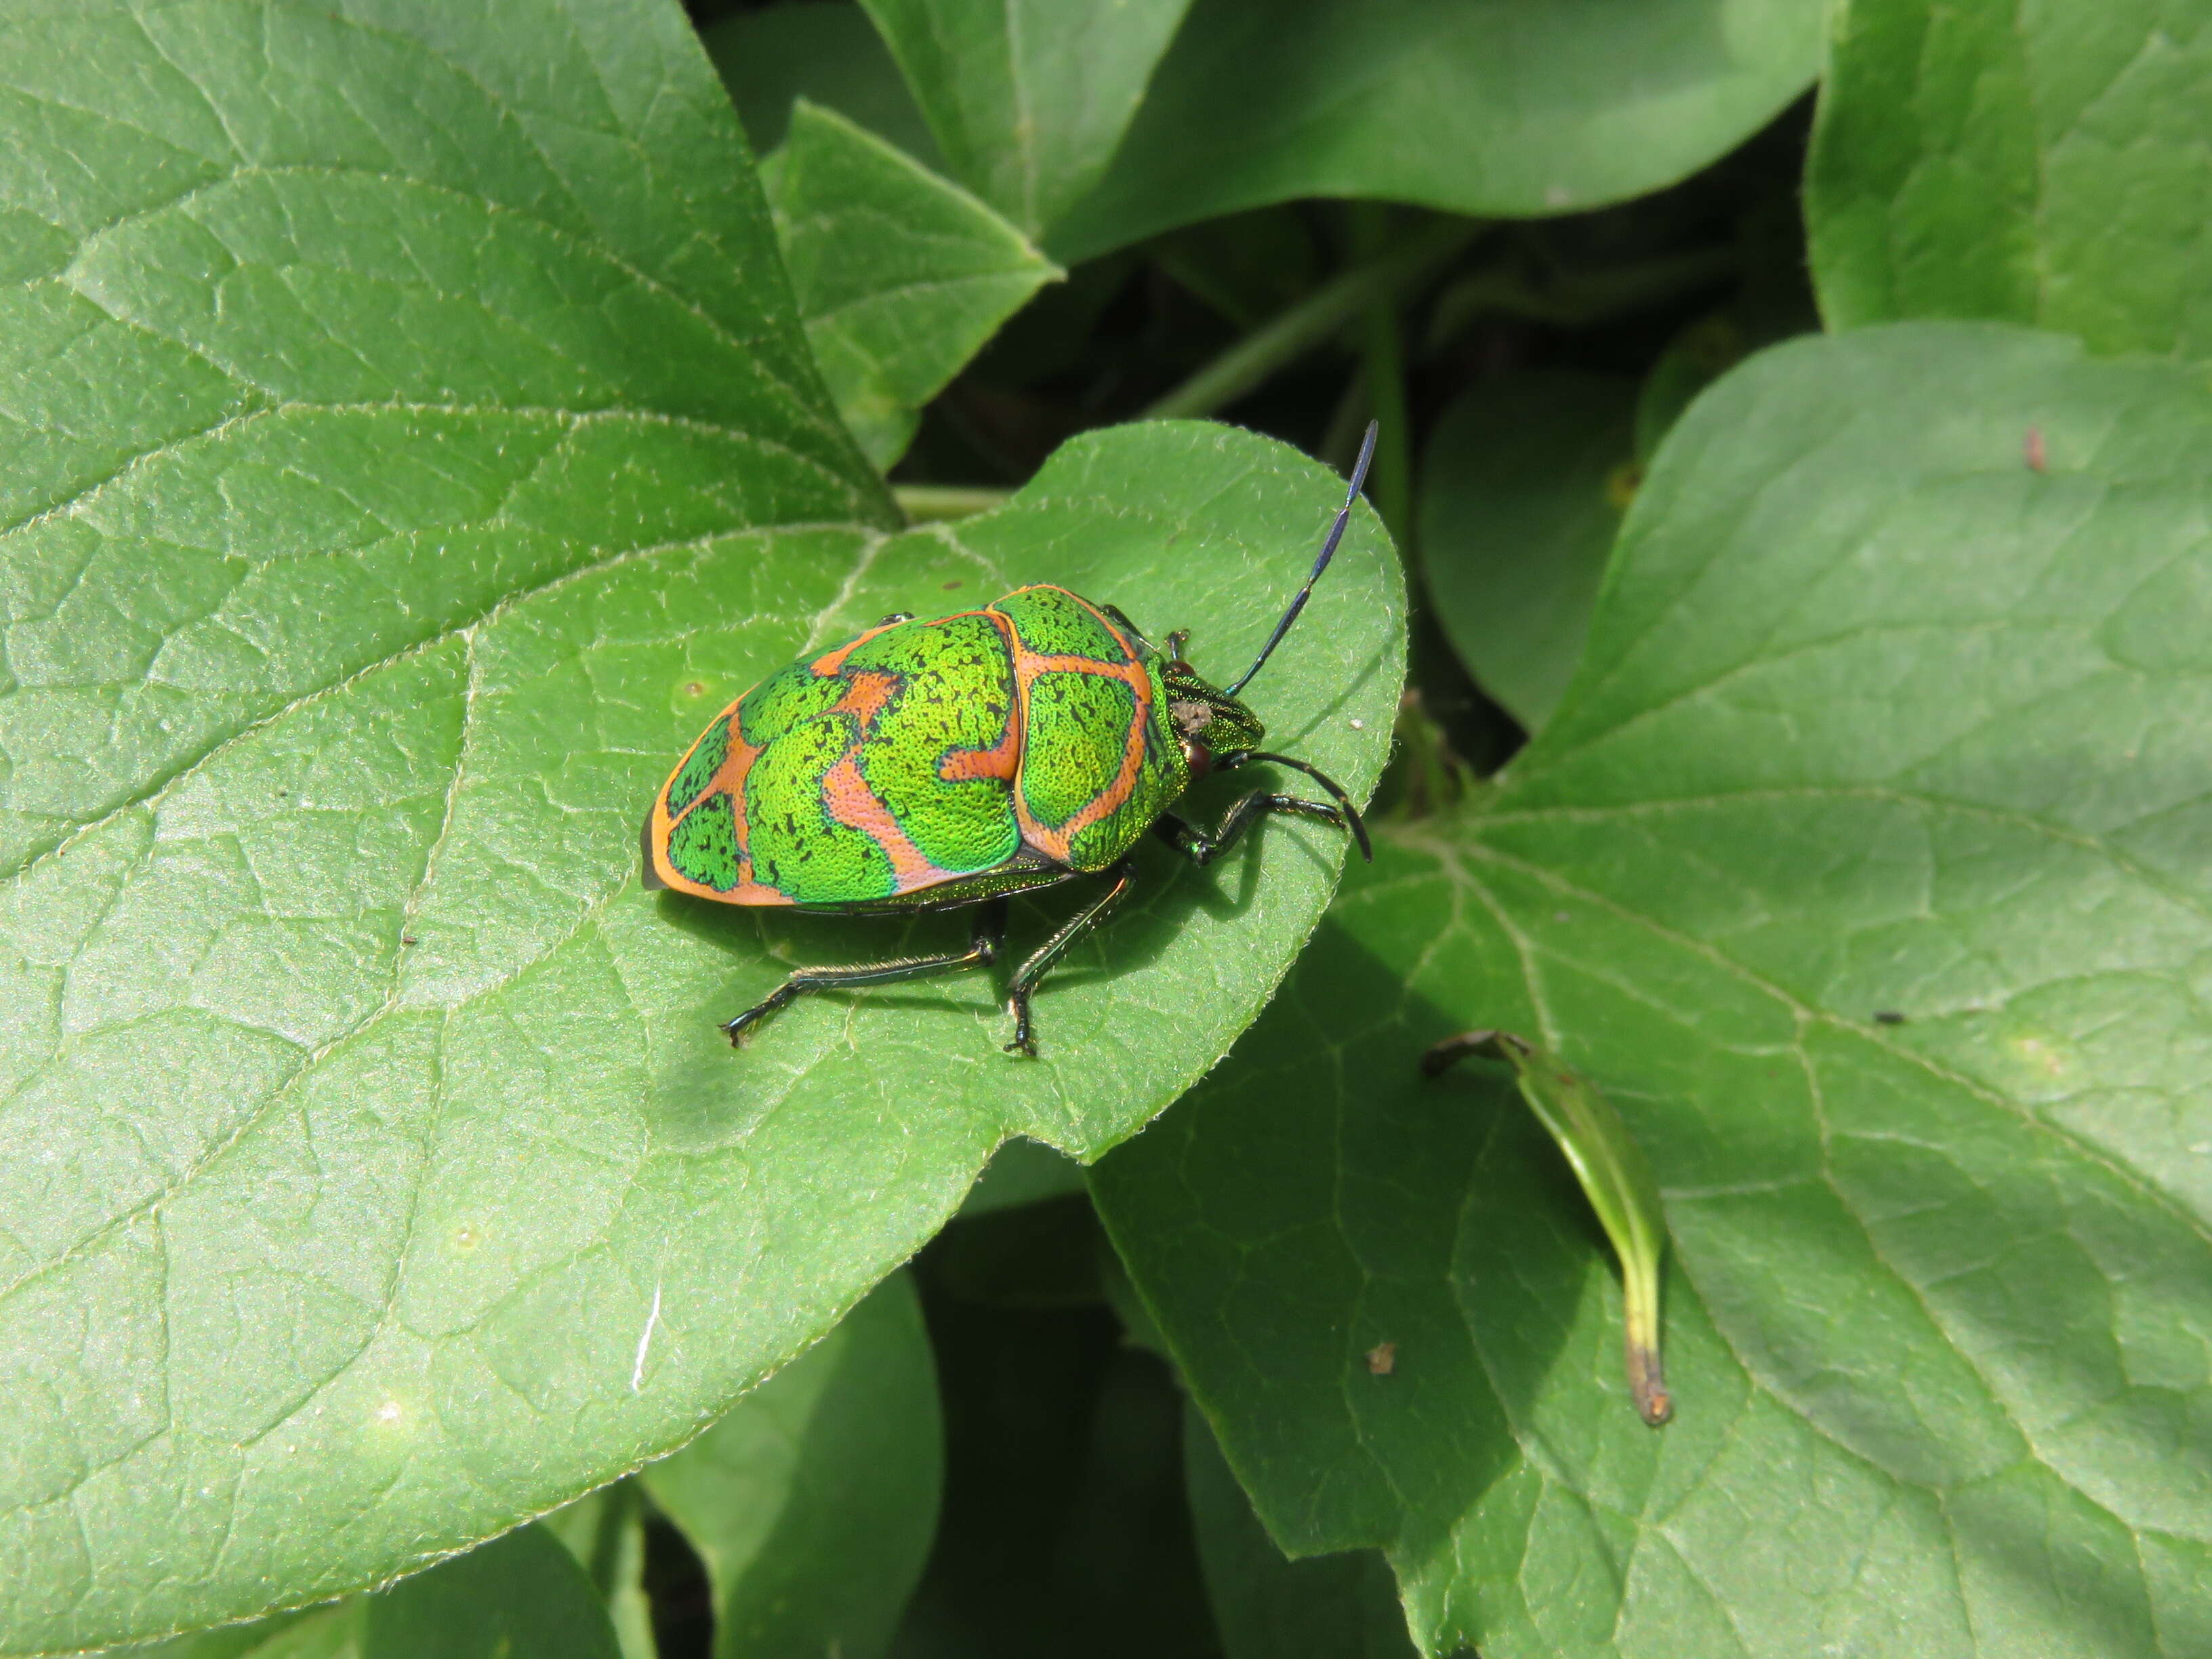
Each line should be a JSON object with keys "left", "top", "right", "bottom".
{"left": 1153, "top": 749, "right": 1370, "bottom": 866}
{"left": 1224, "top": 419, "right": 1378, "bottom": 699}
{"left": 1154, "top": 794, "right": 1343, "bottom": 866}
{"left": 1165, "top": 628, "right": 1191, "bottom": 663}
{"left": 1223, "top": 750, "right": 1371, "bottom": 861}
{"left": 723, "top": 899, "right": 1008, "bottom": 1048}
{"left": 1002, "top": 859, "right": 1137, "bottom": 1057}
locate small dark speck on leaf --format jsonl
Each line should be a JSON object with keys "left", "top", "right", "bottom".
{"left": 941, "top": 579, "right": 963, "bottom": 590}
{"left": 2024, "top": 425, "right": 2047, "bottom": 472}
{"left": 401, "top": 935, "right": 419, "bottom": 947}
{"left": 1366, "top": 1341, "right": 1397, "bottom": 1376}
{"left": 1874, "top": 1010, "right": 1907, "bottom": 1025}
{"left": 276, "top": 788, "right": 287, "bottom": 797}
{"left": 1553, "top": 911, "right": 1570, "bottom": 923}
{"left": 682, "top": 681, "right": 705, "bottom": 697}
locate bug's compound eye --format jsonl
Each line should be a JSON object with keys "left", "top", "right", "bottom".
{"left": 1170, "top": 698, "right": 1214, "bottom": 739}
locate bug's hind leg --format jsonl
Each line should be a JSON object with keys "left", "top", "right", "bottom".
{"left": 724, "top": 899, "right": 1008, "bottom": 1049}
{"left": 1002, "top": 860, "right": 1136, "bottom": 1058}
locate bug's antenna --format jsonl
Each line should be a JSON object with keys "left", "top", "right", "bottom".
{"left": 1224, "top": 419, "right": 1378, "bottom": 698}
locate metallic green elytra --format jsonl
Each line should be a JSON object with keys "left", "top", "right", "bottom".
{"left": 642, "top": 425, "right": 1380, "bottom": 1056}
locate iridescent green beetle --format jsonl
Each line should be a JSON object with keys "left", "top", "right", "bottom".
{"left": 642, "top": 426, "right": 1378, "bottom": 1056}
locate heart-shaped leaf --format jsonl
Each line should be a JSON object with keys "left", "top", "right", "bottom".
{"left": 1094, "top": 322, "right": 2212, "bottom": 1656}
{"left": 1807, "top": 0, "right": 2212, "bottom": 359}
{"left": 1052, "top": 0, "right": 1826, "bottom": 260}
{"left": 0, "top": 0, "right": 1401, "bottom": 1647}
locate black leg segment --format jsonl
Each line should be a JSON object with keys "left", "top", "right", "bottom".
{"left": 1153, "top": 793, "right": 1349, "bottom": 867}
{"left": 724, "top": 899, "right": 1008, "bottom": 1048}
{"left": 1003, "top": 860, "right": 1137, "bottom": 1057}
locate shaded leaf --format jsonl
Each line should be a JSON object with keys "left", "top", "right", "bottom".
{"left": 702, "top": 1, "right": 943, "bottom": 167}
{"left": 96, "top": 1606, "right": 363, "bottom": 1659}
{"left": 1184, "top": 1404, "right": 1416, "bottom": 1659}
{"left": 1807, "top": 0, "right": 2212, "bottom": 359}
{"left": 1632, "top": 314, "right": 1759, "bottom": 464}
{"left": 640, "top": 1272, "right": 940, "bottom": 1659}
{"left": 762, "top": 101, "right": 1060, "bottom": 469}
{"left": 0, "top": 0, "right": 1400, "bottom": 1645}
{"left": 541, "top": 1483, "right": 658, "bottom": 1659}
{"left": 1418, "top": 372, "right": 1635, "bottom": 733}
{"left": 855, "top": 0, "right": 1195, "bottom": 236}
{"left": 363, "top": 1525, "right": 617, "bottom": 1659}
{"left": 958, "top": 1137, "right": 1088, "bottom": 1217}
{"left": 1054, "top": 0, "right": 1824, "bottom": 260}
{"left": 1422, "top": 1031, "right": 1671, "bottom": 1425}
{"left": 1096, "top": 323, "right": 2212, "bottom": 1656}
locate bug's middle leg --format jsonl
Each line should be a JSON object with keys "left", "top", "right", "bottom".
{"left": 1002, "top": 860, "right": 1137, "bottom": 1058}
{"left": 724, "top": 899, "right": 1008, "bottom": 1048}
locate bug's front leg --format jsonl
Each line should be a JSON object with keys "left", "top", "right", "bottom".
{"left": 724, "top": 899, "right": 1008, "bottom": 1048}
{"left": 1002, "top": 860, "right": 1136, "bottom": 1058}
{"left": 1152, "top": 792, "right": 1347, "bottom": 867}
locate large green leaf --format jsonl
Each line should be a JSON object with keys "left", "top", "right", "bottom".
{"left": 640, "top": 1272, "right": 940, "bottom": 1659}
{"left": 1417, "top": 372, "right": 1635, "bottom": 734}
{"left": 1095, "top": 322, "right": 2212, "bottom": 1656}
{"left": 1052, "top": 0, "right": 1825, "bottom": 261}
{"left": 855, "top": 0, "right": 1195, "bottom": 237}
{"left": 0, "top": 0, "right": 890, "bottom": 882}
{"left": 1807, "top": 0, "right": 2212, "bottom": 359}
{"left": 0, "top": 0, "right": 1401, "bottom": 1647}
{"left": 762, "top": 101, "right": 1059, "bottom": 470}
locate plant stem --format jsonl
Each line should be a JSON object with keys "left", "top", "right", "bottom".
{"left": 1141, "top": 216, "right": 1483, "bottom": 422}
{"left": 894, "top": 484, "right": 1014, "bottom": 523}
{"left": 1423, "top": 243, "right": 1741, "bottom": 351}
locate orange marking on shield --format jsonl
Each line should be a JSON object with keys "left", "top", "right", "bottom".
{"left": 938, "top": 703, "right": 1022, "bottom": 783}
{"left": 835, "top": 668, "right": 901, "bottom": 734}
{"left": 823, "top": 752, "right": 945, "bottom": 893}
{"left": 810, "top": 615, "right": 907, "bottom": 677}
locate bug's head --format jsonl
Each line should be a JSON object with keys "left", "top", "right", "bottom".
{"left": 1163, "top": 661, "right": 1264, "bottom": 771}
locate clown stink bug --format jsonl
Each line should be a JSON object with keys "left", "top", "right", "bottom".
{"left": 641, "top": 424, "right": 1379, "bottom": 1056}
